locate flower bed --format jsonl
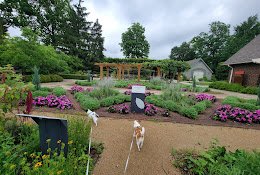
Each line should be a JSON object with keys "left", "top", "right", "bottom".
{"left": 108, "top": 104, "right": 130, "bottom": 114}
{"left": 144, "top": 103, "right": 158, "bottom": 116}
{"left": 70, "top": 85, "right": 92, "bottom": 94}
{"left": 123, "top": 90, "right": 154, "bottom": 97}
{"left": 213, "top": 105, "right": 260, "bottom": 124}
{"left": 188, "top": 93, "right": 216, "bottom": 103}
{"left": 33, "top": 95, "right": 72, "bottom": 110}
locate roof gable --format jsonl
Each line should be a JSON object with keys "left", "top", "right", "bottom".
{"left": 187, "top": 58, "right": 213, "bottom": 73}
{"left": 223, "top": 34, "right": 260, "bottom": 65}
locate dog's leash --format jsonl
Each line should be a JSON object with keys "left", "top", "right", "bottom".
{"left": 86, "top": 126, "right": 92, "bottom": 175}
{"left": 124, "top": 134, "right": 134, "bottom": 175}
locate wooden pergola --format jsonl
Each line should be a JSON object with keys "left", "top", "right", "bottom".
{"left": 94, "top": 63, "right": 146, "bottom": 81}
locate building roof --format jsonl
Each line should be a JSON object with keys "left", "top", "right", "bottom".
{"left": 223, "top": 34, "right": 260, "bottom": 65}
{"left": 187, "top": 58, "right": 213, "bottom": 73}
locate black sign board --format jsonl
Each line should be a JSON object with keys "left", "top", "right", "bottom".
{"left": 131, "top": 86, "right": 146, "bottom": 113}
{"left": 15, "top": 114, "right": 68, "bottom": 157}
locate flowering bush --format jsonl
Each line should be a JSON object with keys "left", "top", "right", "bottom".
{"left": 108, "top": 104, "right": 130, "bottom": 114}
{"left": 127, "top": 83, "right": 142, "bottom": 89}
{"left": 182, "top": 88, "right": 187, "bottom": 92}
{"left": 118, "top": 104, "right": 130, "bottom": 114}
{"left": 33, "top": 95, "right": 72, "bottom": 110}
{"left": 188, "top": 93, "right": 216, "bottom": 103}
{"left": 213, "top": 105, "right": 260, "bottom": 124}
{"left": 144, "top": 103, "right": 158, "bottom": 116}
{"left": 145, "top": 92, "right": 154, "bottom": 97}
{"left": 162, "top": 109, "right": 172, "bottom": 117}
{"left": 70, "top": 85, "right": 92, "bottom": 94}
{"left": 108, "top": 105, "right": 117, "bottom": 113}
{"left": 124, "top": 91, "right": 132, "bottom": 95}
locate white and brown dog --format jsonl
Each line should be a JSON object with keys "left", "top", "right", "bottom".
{"left": 86, "top": 109, "right": 99, "bottom": 126}
{"left": 133, "top": 120, "right": 145, "bottom": 151}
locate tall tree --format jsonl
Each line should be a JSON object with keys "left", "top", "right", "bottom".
{"left": 119, "top": 22, "right": 150, "bottom": 58}
{"left": 191, "top": 21, "right": 230, "bottom": 72}
{"left": 89, "top": 19, "right": 105, "bottom": 65}
{"left": 58, "top": 0, "right": 92, "bottom": 68}
{"left": 28, "top": 0, "right": 71, "bottom": 48}
{"left": 169, "top": 41, "right": 196, "bottom": 61}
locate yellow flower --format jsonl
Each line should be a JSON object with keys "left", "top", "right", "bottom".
{"left": 36, "top": 156, "right": 40, "bottom": 159}
{"left": 10, "top": 165, "right": 15, "bottom": 169}
{"left": 53, "top": 162, "right": 56, "bottom": 165}
{"left": 57, "top": 140, "right": 61, "bottom": 144}
{"left": 23, "top": 121, "right": 28, "bottom": 124}
{"left": 34, "top": 162, "right": 42, "bottom": 168}
{"left": 24, "top": 152, "right": 27, "bottom": 155}
{"left": 46, "top": 139, "right": 51, "bottom": 143}
{"left": 50, "top": 172, "right": 53, "bottom": 175}
{"left": 30, "top": 153, "right": 35, "bottom": 157}
{"left": 42, "top": 155, "right": 47, "bottom": 159}
{"left": 6, "top": 151, "right": 10, "bottom": 154}
{"left": 74, "top": 166, "right": 77, "bottom": 169}
{"left": 28, "top": 123, "right": 32, "bottom": 126}
{"left": 68, "top": 140, "right": 73, "bottom": 144}
{"left": 23, "top": 158, "right": 26, "bottom": 160}
{"left": 47, "top": 148, "right": 51, "bottom": 152}
{"left": 57, "top": 170, "right": 62, "bottom": 174}
{"left": 54, "top": 152, "right": 57, "bottom": 156}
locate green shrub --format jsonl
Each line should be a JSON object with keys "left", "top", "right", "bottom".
{"left": 114, "top": 81, "right": 129, "bottom": 88}
{"left": 222, "top": 96, "right": 259, "bottom": 112}
{"left": 52, "top": 86, "right": 67, "bottom": 97}
{"left": 100, "top": 96, "right": 115, "bottom": 107}
{"left": 75, "top": 80, "right": 98, "bottom": 86}
{"left": 32, "top": 91, "right": 52, "bottom": 98}
{"left": 114, "top": 95, "right": 126, "bottom": 104}
{"left": 39, "top": 87, "right": 52, "bottom": 92}
{"left": 180, "top": 107, "right": 198, "bottom": 119}
{"left": 59, "top": 74, "right": 88, "bottom": 80}
{"left": 124, "top": 95, "right": 131, "bottom": 102}
{"left": 204, "top": 100, "right": 212, "bottom": 108}
{"left": 74, "top": 91, "right": 88, "bottom": 100}
{"left": 162, "top": 100, "right": 180, "bottom": 112}
{"left": 240, "top": 86, "right": 258, "bottom": 94}
{"left": 245, "top": 99, "right": 257, "bottom": 105}
{"left": 193, "top": 102, "right": 207, "bottom": 114}
{"left": 49, "top": 74, "right": 63, "bottom": 82}
{"left": 145, "top": 95, "right": 163, "bottom": 106}
{"left": 81, "top": 97, "right": 100, "bottom": 110}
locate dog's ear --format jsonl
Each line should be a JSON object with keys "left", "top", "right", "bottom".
{"left": 138, "top": 120, "right": 141, "bottom": 123}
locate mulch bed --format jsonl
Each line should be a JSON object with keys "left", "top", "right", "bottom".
{"left": 28, "top": 90, "right": 260, "bottom": 130}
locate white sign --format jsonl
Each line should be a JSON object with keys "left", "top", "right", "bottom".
{"left": 132, "top": 86, "right": 146, "bottom": 93}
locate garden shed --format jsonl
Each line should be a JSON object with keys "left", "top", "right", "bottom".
{"left": 183, "top": 58, "right": 213, "bottom": 80}
{"left": 222, "top": 34, "right": 260, "bottom": 87}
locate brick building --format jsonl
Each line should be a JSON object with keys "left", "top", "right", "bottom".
{"left": 223, "top": 35, "right": 260, "bottom": 87}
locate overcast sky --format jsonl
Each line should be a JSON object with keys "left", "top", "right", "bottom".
{"left": 8, "top": 0, "right": 260, "bottom": 60}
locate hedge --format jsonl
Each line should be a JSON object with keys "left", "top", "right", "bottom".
{"left": 179, "top": 107, "right": 198, "bottom": 119}
{"left": 59, "top": 74, "right": 88, "bottom": 80}
{"left": 32, "top": 91, "right": 52, "bottom": 98}
{"left": 209, "top": 81, "right": 258, "bottom": 94}
{"left": 23, "top": 74, "right": 63, "bottom": 83}
{"left": 100, "top": 96, "right": 115, "bottom": 107}
{"left": 75, "top": 80, "right": 98, "bottom": 86}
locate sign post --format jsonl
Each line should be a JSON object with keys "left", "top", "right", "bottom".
{"left": 15, "top": 114, "right": 68, "bottom": 157}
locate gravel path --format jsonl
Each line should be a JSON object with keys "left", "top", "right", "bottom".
{"left": 91, "top": 118, "right": 260, "bottom": 175}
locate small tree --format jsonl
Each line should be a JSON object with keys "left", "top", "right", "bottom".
{"left": 32, "top": 66, "right": 41, "bottom": 90}
{"left": 257, "top": 84, "right": 260, "bottom": 106}
{"left": 87, "top": 70, "right": 91, "bottom": 82}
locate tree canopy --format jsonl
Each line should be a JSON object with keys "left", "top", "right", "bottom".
{"left": 119, "top": 22, "right": 150, "bottom": 58}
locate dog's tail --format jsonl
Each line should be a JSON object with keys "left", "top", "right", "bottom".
{"left": 95, "top": 112, "right": 99, "bottom": 118}
{"left": 141, "top": 127, "right": 145, "bottom": 136}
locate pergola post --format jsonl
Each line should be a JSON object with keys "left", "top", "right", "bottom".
{"left": 177, "top": 72, "right": 181, "bottom": 82}
{"left": 118, "top": 65, "right": 122, "bottom": 80}
{"left": 106, "top": 67, "right": 109, "bottom": 78}
{"left": 122, "top": 67, "right": 125, "bottom": 79}
{"left": 137, "top": 66, "right": 142, "bottom": 82}
{"left": 127, "top": 69, "right": 130, "bottom": 75}
{"left": 157, "top": 66, "right": 161, "bottom": 77}
{"left": 100, "top": 65, "right": 103, "bottom": 80}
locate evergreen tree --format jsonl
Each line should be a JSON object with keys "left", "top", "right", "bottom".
{"left": 32, "top": 66, "right": 40, "bottom": 90}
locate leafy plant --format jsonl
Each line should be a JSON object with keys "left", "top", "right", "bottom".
{"left": 52, "top": 86, "right": 67, "bottom": 97}
{"left": 258, "top": 84, "right": 260, "bottom": 106}
{"left": 180, "top": 107, "right": 198, "bottom": 119}
{"left": 100, "top": 96, "right": 115, "bottom": 107}
{"left": 192, "top": 76, "right": 196, "bottom": 88}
